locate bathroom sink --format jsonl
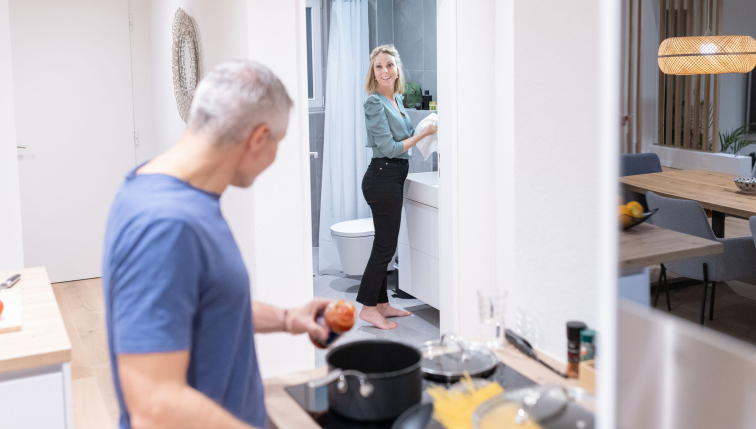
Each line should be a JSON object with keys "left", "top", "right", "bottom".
{"left": 404, "top": 172, "right": 438, "bottom": 208}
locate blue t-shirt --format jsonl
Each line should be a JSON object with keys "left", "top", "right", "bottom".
{"left": 102, "top": 166, "right": 266, "bottom": 429}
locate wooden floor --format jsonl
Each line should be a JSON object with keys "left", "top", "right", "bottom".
{"left": 53, "top": 278, "right": 118, "bottom": 429}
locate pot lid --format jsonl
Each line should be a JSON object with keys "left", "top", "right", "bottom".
{"left": 419, "top": 334, "right": 499, "bottom": 381}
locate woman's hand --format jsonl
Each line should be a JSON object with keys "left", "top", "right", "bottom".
{"left": 424, "top": 123, "right": 438, "bottom": 136}
{"left": 284, "top": 298, "right": 334, "bottom": 340}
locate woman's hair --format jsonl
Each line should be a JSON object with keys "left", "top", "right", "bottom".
{"left": 365, "top": 44, "right": 406, "bottom": 95}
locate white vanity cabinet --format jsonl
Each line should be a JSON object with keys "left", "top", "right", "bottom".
{"left": 398, "top": 172, "right": 440, "bottom": 308}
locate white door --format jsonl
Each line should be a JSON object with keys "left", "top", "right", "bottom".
{"left": 10, "top": 0, "right": 136, "bottom": 283}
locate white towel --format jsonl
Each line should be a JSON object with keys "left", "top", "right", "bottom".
{"left": 414, "top": 113, "right": 438, "bottom": 161}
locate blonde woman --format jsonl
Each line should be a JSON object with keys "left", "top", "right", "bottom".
{"left": 357, "top": 45, "right": 438, "bottom": 330}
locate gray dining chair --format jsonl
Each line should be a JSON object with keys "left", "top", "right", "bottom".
{"left": 647, "top": 192, "right": 756, "bottom": 325}
{"left": 621, "top": 153, "right": 662, "bottom": 212}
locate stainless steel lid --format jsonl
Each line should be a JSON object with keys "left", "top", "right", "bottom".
{"left": 418, "top": 334, "right": 499, "bottom": 382}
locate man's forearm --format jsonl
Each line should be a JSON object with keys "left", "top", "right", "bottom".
{"left": 252, "top": 301, "right": 287, "bottom": 333}
{"left": 119, "top": 352, "right": 259, "bottom": 429}
{"left": 129, "top": 382, "right": 257, "bottom": 429}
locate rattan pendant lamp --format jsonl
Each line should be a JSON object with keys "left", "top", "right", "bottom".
{"left": 658, "top": 0, "right": 756, "bottom": 75}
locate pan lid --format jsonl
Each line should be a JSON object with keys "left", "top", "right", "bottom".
{"left": 419, "top": 334, "right": 499, "bottom": 381}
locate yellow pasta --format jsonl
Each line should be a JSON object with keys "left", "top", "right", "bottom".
{"left": 426, "top": 372, "right": 506, "bottom": 429}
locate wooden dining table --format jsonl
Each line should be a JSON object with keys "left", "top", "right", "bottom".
{"left": 621, "top": 169, "right": 756, "bottom": 238}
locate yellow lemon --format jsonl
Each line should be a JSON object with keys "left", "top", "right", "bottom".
{"left": 619, "top": 205, "right": 633, "bottom": 227}
{"left": 627, "top": 201, "right": 644, "bottom": 218}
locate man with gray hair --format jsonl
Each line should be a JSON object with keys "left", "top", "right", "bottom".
{"left": 102, "top": 60, "right": 331, "bottom": 429}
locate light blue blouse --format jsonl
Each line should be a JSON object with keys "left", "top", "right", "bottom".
{"left": 363, "top": 93, "right": 415, "bottom": 159}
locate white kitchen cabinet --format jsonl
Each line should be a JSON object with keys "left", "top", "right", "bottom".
{"left": 399, "top": 172, "right": 439, "bottom": 308}
{"left": 0, "top": 363, "right": 72, "bottom": 429}
{"left": 0, "top": 268, "right": 73, "bottom": 429}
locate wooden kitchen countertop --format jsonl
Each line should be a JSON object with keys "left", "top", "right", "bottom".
{"left": 264, "top": 342, "right": 590, "bottom": 429}
{"left": 619, "top": 223, "right": 723, "bottom": 271}
{"left": 0, "top": 267, "right": 72, "bottom": 373}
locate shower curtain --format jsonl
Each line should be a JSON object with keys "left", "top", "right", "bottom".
{"left": 318, "top": 0, "right": 371, "bottom": 273}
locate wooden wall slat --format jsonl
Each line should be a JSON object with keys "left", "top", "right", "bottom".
{"left": 703, "top": 0, "right": 713, "bottom": 150}
{"left": 712, "top": 0, "right": 722, "bottom": 153}
{"left": 674, "top": 0, "right": 684, "bottom": 147}
{"left": 664, "top": 1, "right": 675, "bottom": 146}
{"left": 692, "top": 0, "right": 703, "bottom": 149}
{"left": 635, "top": 0, "right": 643, "bottom": 153}
{"left": 628, "top": 0, "right": 635, "bottom": 153}
{"left": 658, "top": 0, "right": 667, "bottom": 146}
{"left": 682, "top": 0, "right": 693, "bottom": 148}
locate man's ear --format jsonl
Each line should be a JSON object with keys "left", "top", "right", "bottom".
{"left": 245, "top": 124, "right": 272, "bottom": 154}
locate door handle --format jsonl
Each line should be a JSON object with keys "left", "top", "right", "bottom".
{"left": 310, "top": 152, "right": 318, "bottom": 159}
{"left": 17, "top": 145, "right": 26, "bottom": 149}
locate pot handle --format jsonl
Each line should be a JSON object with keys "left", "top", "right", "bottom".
{"left": 306, "top": 369, "right": 374, "bottom": 398}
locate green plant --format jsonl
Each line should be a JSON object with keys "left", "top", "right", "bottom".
{"left": 719, "top": 126, "right": 753, "bottom": 155}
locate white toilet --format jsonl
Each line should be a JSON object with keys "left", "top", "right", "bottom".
{"left": 331, "top": 218, "right": 395, "bottom": 276}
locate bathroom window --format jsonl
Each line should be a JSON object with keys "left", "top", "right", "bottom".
{"left": 306, "top": 0, "right": 324, "bottom": 110}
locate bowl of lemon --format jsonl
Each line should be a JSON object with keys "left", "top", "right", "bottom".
{"left": 619, "top": 200, "right": 656, "bottom": 231}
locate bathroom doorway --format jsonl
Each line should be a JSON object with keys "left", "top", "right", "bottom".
{"left": 303, "top": 0, "right": 440, "bottom": 362}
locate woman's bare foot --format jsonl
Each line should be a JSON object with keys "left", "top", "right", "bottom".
{"left": 377, "top": 302, "right": 412, "bottom": 318}
{"left": 359, "top": 306, "right": 398, "bottom": 329}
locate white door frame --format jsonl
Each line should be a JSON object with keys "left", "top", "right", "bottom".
{"left": 436, "top": 0, "right": 461, "bottom": 335}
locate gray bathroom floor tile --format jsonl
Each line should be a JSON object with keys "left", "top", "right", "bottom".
{"left": 312, "top": 269, "right": 440, "bottom": 365}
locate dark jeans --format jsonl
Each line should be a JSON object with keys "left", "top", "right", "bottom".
{"left": 357, "top": 157, "right": 409, "bottom": 306}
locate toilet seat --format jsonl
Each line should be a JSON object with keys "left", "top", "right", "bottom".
{"left": 331, "top": 218, "right": 375, "bottom": 238}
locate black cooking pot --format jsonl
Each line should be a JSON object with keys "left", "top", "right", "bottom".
{"left": 307, "top": 340, "right": 423, "bottom": 421}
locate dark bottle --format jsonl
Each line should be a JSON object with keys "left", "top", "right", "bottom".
{"left": 421, "top": 90, "right": 432, "bottom": 110}
{"left": 566, "top": 321, "right": 587, "bottom": 378}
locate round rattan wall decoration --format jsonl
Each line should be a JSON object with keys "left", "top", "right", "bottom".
{"left": 172, "top": 8, "right": 200, "bottom": 123}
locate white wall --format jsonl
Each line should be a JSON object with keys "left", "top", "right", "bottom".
{"left": 454, "top": 2, "right": 497, "bottom": 338}
{"left": 133, "top": 0, "right": 250, "bottom": 156}
{"left": 437, "top": 0, "right": 497, "bottom": 338}
{"left": 509, "top": 0, "right": 603, "bottom": 361}
{"left": 494, "top": 0, "right": 620, "bottom": 424}
{"left": 0, "top": 0, "right": 24, "bottom": 271}
{"left": 245, "top": 0, "right": 315, "bottom": 378}
{"left": 130, "top": 0, "right": 315, "bottom": 377}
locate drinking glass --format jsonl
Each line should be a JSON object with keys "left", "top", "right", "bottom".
{"left": 477, "top": 288, "right": 507, "bottom": 349}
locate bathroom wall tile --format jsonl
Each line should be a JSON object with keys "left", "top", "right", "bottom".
{"left": 409, "top": 158, "right": 433, "bottom": 174}
{"left": 422, "top": 70, "right": 437, "bottom": 103}
{"left": 393, "top": 0, "right": 423, "bottom": 71}
{"left": 403, "top": 69, "right": 423, "bottom": 97}
{"left": 312, "top": 207, "right": 320, "bottom": 246}
{"left": 315, "top": 137, "right": 325, "bottom": 156}
{"left": 422, "top": 0, "right": 436, "bottom": 71}
{"left": 308, "top": 112, "right": 318, "bottom": 143}
{"left": 315, "top": 149, "right": 323, "bottom": 203}
{"left": 376, "top": 0, "right": 394, "bottom": 46}
{"left": 408, "top": 158, "right": 422, "bottom": 174}
{"left": 405, "top": 107, "right": 429, "bottom": 127}
{"left": 314, "top": 111, "right": 325, "bottom": 140}
{"left": 310, "top": 157, "right": 318, "bottom": 206}
{"left": 368, "top": 0, "right": 378, "bottom": 51}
